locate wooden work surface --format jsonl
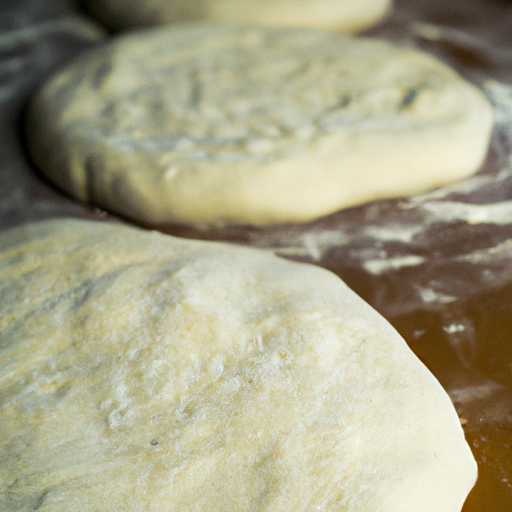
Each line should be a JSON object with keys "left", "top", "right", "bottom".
{"left": 1, "top": 0, "right": 512, "bottom": 509}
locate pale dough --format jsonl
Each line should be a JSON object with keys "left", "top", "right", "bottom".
{"left": 84, "top": 0, "right": 392, "bottom": 33}
{"left": 26, "top": 25, "right": 494, "bottom": 227}
{"left": 0, "top": 219, "right": 476, "bottom": 511}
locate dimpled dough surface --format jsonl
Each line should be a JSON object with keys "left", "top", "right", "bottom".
{"left": 0, "top": 219, "right": 476, "bottom": 511}
{"left": 83, "top": 0, "right": 391, "bottom": 33}
{"left": 26, "top": 25, "right": 493, "bottom": 227}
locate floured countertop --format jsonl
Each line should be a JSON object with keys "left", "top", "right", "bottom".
{"left": 1, "top": 0, "right": 512, "bottom": 510}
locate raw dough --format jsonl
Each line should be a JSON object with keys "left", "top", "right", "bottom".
{"left": 25, "top": 24, "right": 494, "bottom": 227}
{"left": 0, "top": 219, "right": 476, "bottom": 511}
{"left": 84, "top": 0, "right": 392, "bottom": 33}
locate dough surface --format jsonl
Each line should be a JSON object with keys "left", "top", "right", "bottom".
{"left": 26, "top": 25, "right": 493, "bottom": 226}
{"left": 84, "top": 0, "right": 391, "bottom": 33}
{"left": 0, "top": 219, "right": 476, "bottom": 511}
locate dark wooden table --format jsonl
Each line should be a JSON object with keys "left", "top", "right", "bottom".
{"left": 2, "top": 0, "right": 512, "bottom": 509}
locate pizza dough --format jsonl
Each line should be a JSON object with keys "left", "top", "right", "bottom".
{"left": 84, "top": 0, "right": 392, "bottom": 33}
{"left": 0, "top": 219, "right": 476, "bottom": 511}
{"left": 25, "top": 24, "right": 493, "bottom": 227}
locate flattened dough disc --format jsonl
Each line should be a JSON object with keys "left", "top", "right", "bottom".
{"left": 0, "top": 219, "right": 476, "bottom": 511}
{"left": 84, "top": 0, "right": 392, "bottom": 33}
{"left": 26, "top": 25, "right": 493, "bottom": 226}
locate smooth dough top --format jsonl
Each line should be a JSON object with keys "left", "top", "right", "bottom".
{"left": 84, "top": 0, "right": 392, "bottom": 33}
{"left": 0, "top": 219, "right": 476, "bottom": 511}
{"left": 26, "top": 24, "right": 493, "bottom": 227}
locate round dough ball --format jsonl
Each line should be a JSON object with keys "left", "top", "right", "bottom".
{"left": 84, "top": 0, "right": 392, "bottom": 33}
{"left": 26, "top": 25, "right": 494, "bottom": 226}
{"left": 0, "top": 219, "right": 476, "bottom": 512}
